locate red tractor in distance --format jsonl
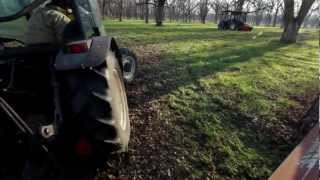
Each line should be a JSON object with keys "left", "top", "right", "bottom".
{"left": 218, "top": 11, "right": 253, "bottom": 32}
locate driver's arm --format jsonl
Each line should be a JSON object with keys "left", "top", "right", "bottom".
{"left": 45, "top": 9, "right": 71, "bottom": 44}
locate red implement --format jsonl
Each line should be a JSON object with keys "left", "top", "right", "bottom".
{"left": 269, "top": 124, "right": 319, "bottom": 180}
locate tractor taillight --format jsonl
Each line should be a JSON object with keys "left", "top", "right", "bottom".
{"left": 75, "top": 137, "right": 92, "bottom": 157}
{"left": 66, "top": 40, "right": 91, "bottom": 54}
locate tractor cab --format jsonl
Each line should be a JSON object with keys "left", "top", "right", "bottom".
{"left": 0, "top": 0, "right": 109, "bottom": 101}
{"left": 0, "top": 0, "right": 136, "bottom": 82}
{"left": 218, "top": 10, "right": 253, "bottom": 31}
{"left": 0, "top": 0, "right": 105, "bottom": 48}
{"left": 0, "top": 0, "right": 97, "bottom": 63}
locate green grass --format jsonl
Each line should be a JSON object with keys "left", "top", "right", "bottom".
{"left": 104, "top": 20, "right": 319, "bottom": 179}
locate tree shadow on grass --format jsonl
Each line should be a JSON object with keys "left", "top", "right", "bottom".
{"left": 125, "top": 39, "right": 291, "bottom": 178}
{"left": 130, "top": 40, "right": 289, "bottom": 105}
{"left": 157, "top": 40, "right": 295, "bottom": 178}
{"left": 106, "top": 25, "right": 313, "bottom": 178}
{"left": 111, "top": 24, "right": 318, "bottom": 178}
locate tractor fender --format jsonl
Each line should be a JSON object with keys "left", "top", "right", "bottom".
{"left": 55, "top": 36, "right": 122, "bottom": 71}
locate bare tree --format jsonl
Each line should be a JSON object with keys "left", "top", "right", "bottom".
{"left": 119, "top": 0, "right": 124, "bottom": 21}
{"left": 185, "top": 0, "right": 199, "bottom": 23}
{"left": 235, "top": 0, "right": 246, "bottom": 11}
{"left": 138, "top": 0, "right": 145, "bottom": 20}
{"left": 280, "top": 0, "right": 315, "bottom": 43}
{"left": 135, "top": 0, "right": 151, "bottom": 23}
{"left": 272, "top": 0, "right": 283, "bottom": 27}
{"left": 210, "top": 1, "right": 221, "bottom": 23}
{"left": 154, "top": 0, "right": 166, "bottom": 26}
{"left": 302, "top": 5, "right": 318, "bottom": 27}
{"left": 97, "top": 0, "right": 317, "bottom": 28}
{"left": 210, "top": 0, "right": 234, "bottom": 23}
{"left": 199, "top": 0, "right": 209, "bottom": 24}
{"left": 264, "top": 0, "right": 275, "bottom": 25}
{"left": 167, "top": 0, "right": 176, "bottom": 22}
{"left": 145, "top": 0, "right": 150, "bottom": 23}
{"left": 251, "top": 0, "right": 266, "bottom": 25}
{"left": 101, "top": 0, "right": 107, "bottom": 19}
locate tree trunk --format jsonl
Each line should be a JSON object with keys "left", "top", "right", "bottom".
{"left": 272, "top": 5, "right": 280, "bottom": 27}
{"left": 199, "top": 0, "right": 209, "bottom": 24}
{"left": 155, "top": 8, "right": 164, "bottom": 26}
{"left": 145, "top": 0, "right": 149, "bottom": 24}
{"left": 281, "top": 21, "right": 299, "bottom": 43}
{"left": 140, "top": 0, "right": 144, "bottom": 20}
{"left": 102, "top": 0, "right": 106, "bottom": 20}
{"left": 213, "top": 5, "right": 220, "bottom": 24}
{"left": 155, "top": 0, "right": 166, "bottom": 26}
{"left": 255, "top": 13, "right": 263, "bottom": 26}
{"left": 214, "top": 13, "right": 219, "bottom": 24}
{"left": 119, "top": 0, "right": 123, "bottom": 22}
{"left": 200, "top": 16, "right": 206, "bottom": 24}
{"left": 280, "top": 0, "right": 315, "bottom": 43}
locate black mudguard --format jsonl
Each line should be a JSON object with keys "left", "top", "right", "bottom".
{"left": 54, "top": 36, "right": 122, "bottom": 71}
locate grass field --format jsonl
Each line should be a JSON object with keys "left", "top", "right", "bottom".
{"left": 102, "top": 20, "right": 319, "bottom": 179}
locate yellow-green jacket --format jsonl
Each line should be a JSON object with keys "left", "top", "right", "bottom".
{"left": 25, "top": 5, "right": 71, "bottom": 45}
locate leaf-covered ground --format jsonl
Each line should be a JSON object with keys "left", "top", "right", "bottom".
{"left": 97, "top": 21, "right": 319, "bottom": 179}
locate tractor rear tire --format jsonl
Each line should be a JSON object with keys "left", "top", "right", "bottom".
{"left": 62, "top": 50, "right": 130, "bottom": 154}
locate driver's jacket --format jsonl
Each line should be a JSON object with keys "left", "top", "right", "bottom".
{"left": 25, "top": 5, "right": 71, "bottom": 45}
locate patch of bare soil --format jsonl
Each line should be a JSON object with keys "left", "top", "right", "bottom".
{"left": 295, "top": 96, "right": 319, "bottom": 136}
{"left": 255, "top": 92, "right": 319, "bottom": 156}
{"left": 95, "top": 45, "right": 191, "bottom": 179}
{"left": 281, "top": 93, "right": 319, "bottom": 142}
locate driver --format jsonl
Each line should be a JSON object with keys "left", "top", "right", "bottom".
{"left": 25, "top": 0, "right": 72, "bottom": 45}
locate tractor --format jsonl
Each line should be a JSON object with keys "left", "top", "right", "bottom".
{"left": 218, "top": 10, "right": 253, "bottom": 31}
{"left": 0, "top": 0, "right": 137, "bottom": 179}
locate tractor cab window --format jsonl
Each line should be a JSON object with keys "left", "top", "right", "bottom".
{"left": 74, "top": 0, "right": 105, "bottom": 39}
{"left": 0, "top": 0, "right": 35, "bottom": 17}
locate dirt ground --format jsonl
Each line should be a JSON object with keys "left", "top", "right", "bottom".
{"left": 95, "top": 48, "right": 319, "bottom": 180}
{"left": 95, "top": 48, "right": 188, "bottom": 179}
